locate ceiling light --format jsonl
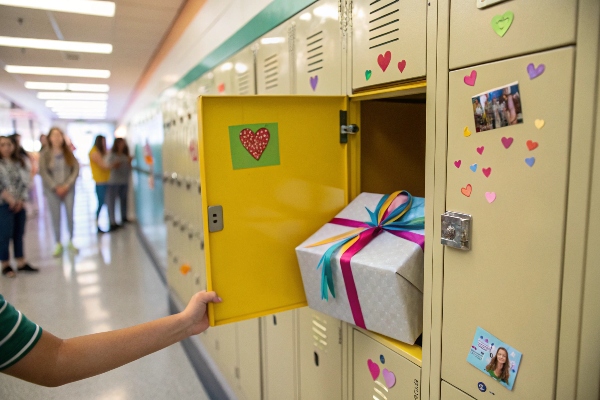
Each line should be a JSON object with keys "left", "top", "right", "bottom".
{"left": 46, "top": 100, "right": 107, "bottom": 108}
{"left": 25, "top": 82, "right": 110, "bottom": 92}
{"left": 0, "top": 0, "right": 116, "bottom": 17}
{"left": 260, "top": 37, "right": 285, "bottom": 45}
{"left": 0, "top": 37, "right": 112, "bottom": 53}
{"left": 6, "top": 65, "right": 110, "bottom": 78}
{"left": 56, "top": 116, "right": 107, "bottom": 120}
{"left": 37, "top": 92, "right": 108, "bottom": 100}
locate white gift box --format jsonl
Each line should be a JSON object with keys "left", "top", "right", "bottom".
{"left": 295, "top": 192, "right": 424, "bottom": 344}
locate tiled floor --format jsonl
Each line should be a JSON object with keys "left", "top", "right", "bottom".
{"left": 0, "top": 171, "right": 209, "bottom": 400}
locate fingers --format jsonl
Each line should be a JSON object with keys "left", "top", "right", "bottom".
{"left": 195, "top": 291, "right": 223, "bottom": 304}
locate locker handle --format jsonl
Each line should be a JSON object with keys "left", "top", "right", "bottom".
{"left": 314, "top": 351, "right": 319, "bottom": 367}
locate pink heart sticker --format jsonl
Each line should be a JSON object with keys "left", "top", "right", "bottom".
{"left": 501, "top": 137, "right": 513, "bottom": 149}
{"left": 397, "top": 60, "right": 406, "bottom": 73}
{"left": 477, "top": 146, "right": 484, "bottom": 155}
{"left": 482, "top": 167, "right": 492, "bottom": 178}
{"left": 383, "top": 368, "right": 396, "bottom": 388}
{"left": 485, "top": 192, "right": 496, "bottom": 203}
{"left": 454, "top": 160, "right": 461, "bottom": 168}
{"left": 464, "top": 70, "right": 477, "bottom": 86}
{"left": 367, "top": 359, "right": 380, "bottom": 380}
{"left": 377, "top": 51, "right": 392, "bottom": 72}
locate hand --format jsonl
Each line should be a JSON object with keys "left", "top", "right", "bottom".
{"left": 55, "top": 185, "right": 69, "bottom": 198}
{"left": 13, "top": 201, "right": 24, "bottom": 213}
{"left": 180, "top": 291, "right": 222, "bottom": 336}
{"left": 6, "top": 196, "right": 17, "bottom": 210}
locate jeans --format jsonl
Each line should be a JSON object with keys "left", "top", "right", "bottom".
{"left": 0, "top": 205, "right": 26, "bottom": 262}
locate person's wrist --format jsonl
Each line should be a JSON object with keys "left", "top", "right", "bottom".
{"left": 175, "top": 311, "right": 196, "bottom": 339}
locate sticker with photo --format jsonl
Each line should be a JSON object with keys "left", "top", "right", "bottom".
{"left": 467, "top": 327, "right": 522, "bottom": 391}
{"left": 472, "top": 81, "right": 523, "bottom": 132}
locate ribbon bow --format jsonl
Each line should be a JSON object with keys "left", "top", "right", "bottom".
{"left": 305, "top": 191, "right": 424, "bottom": 329}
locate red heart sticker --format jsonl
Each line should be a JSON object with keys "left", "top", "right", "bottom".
{"left": 377, "top": 51, "right": 392, "bottom": 72}
{"left": 482, "top": 167, "right": 492, "bottom": 178}
{"left": 398, "top": 60, "right": 406, "bottom": 73}
{"left": 526, "top": 140, "right": 538, "bottom": 151}
{"left": 240, "top": 127, "right": 270, "bottom": 160}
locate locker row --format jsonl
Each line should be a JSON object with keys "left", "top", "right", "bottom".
{"left": 126, "top": 0, "right": 599, "bottom": 399}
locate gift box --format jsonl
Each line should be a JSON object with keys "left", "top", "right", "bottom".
{"left": 295, "top": 191, "right": 425, "bottom": 344}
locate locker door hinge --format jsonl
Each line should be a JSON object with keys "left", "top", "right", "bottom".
{"left": 340, "top": 110, "right": 359, "bottom": 143}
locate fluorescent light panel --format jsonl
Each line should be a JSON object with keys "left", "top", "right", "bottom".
{"left": 0, "top": 37, "right": 112, "bottom": 54}
{"left": 6, "top": 66, "right": 110, "bottom": 78}
{"left": 0, "top": 0, "right": 115, "bottom": 17}
{"left": 25, "top": 82, "right": 110, "bottom": 92}
{"left": 38, "top": 92, "right": 108, "bottom": 100}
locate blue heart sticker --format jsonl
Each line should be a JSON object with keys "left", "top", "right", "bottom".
{"left": 470, "top": 163, "right": 478, "bottom": 172}
{"left": 525, "top": 157, "right": 535, "bottom": 167}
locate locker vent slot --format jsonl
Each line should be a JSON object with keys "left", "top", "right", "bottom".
{"left": 263, "top": 54, "right": 279, "bottom": 90}
{"left": 237, "top": 70, "right": 250, "bottom": 95}
{"left": 311, "top": 314, "right": 328, "bottom": 351}
{"left": 374, "top": 380, "right": 389, "bottom": 400}
{"left": 368, "top": 0, "right": 400, "bottom": 49}
{"left": 306, "top": 30, "right": 323, "bottom": 73}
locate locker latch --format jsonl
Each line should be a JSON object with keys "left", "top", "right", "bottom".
{"left": 207, "top": 205, "right": 224, "bottom": 233}
{"left": 340, "top": 110, "right": 359, "bottom": 143}
{"left": 441, "top": 211, "right": 472, "bottom": 250}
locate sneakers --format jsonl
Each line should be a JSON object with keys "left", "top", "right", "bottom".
{"left": 67, "top": 241, "right": 79, "bottom": 254}
{"left": 2, "top": 266, "right": 16, "bottom": 278}
{"left": 17, "top": 263, "right": 39, "bottom": 273}
{"left": 52, "top": 243, "right": 63, "bottom": 257}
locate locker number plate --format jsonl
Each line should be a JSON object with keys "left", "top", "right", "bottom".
{"left": 441, "top": 211, "right": 472, "bottom": 250}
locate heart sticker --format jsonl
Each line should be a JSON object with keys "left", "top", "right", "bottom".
{"left": 310, "top": 75, "right": 318, "bottom": 91}
{"left": 464, "top": 70, "right": 477, "bottom": 86}
{"left": 491, "top": 11, "right": 514, "bottom": 37}
{"left": 527, "top": 63, "right": 545, "bottom": 79}
{"left": 464, "top": 126, "right": 472, "bottom": 137}
{"left": 461, "top": 184, "right": 472, "bottom": 197}
{"left": 535, "top": 119, "right": 545, "bottom": 129}
{"left": 526, "top": 140, "right": 539, "bottom": 151}
{"left": 367, "top": 359, "right": 380, "bottom": 380}
{"left": 398, "top": 60, "right": 407, "bottom": 73}
{"left": 482, "top": 167, "right": 492, "bottom": 178}
{"left": 365, "top": 70, "right": 372, "bottom": 80}
{"left": 454, "top": 160, "right": 462, "bottom": 168}
{"left": 383, "top": 369, "right": 396, "bottom": 388}
{"left": 525, "top": 157, "right": 535, "bottom": 167}
{"left": 218, "top": 83, "right": 225, "bottom": 93}
{"left": 501, "top": 137, "right": 513, "bottom": 149}
{"left": 239, "top": 127, "right": 270, "bottom": 160}
{"left": 477, "top": 146, "right": 485, "bottom": 155}
{"left": 179, "top": 264, "right": 191, "bottom": 275}
{"left": 470, "top": 163, "right": 478, "bottom": 172}
{"left": 377, "top": 51, "right": 392, "bottom": 72}
{"left": 485, "top": 192, "right": 496, "bottom": 203}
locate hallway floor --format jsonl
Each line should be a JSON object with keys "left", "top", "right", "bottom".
{"left": 0, "top": 172, "right": 209, "bottom": 400}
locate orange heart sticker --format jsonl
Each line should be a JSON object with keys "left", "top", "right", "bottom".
{"left": 461, "top": 184, "right": 472, "bottom": 197}
{"left": 526, "top": 140, "right": 539, "bottom": 151}
{"left": 179, "top": 264, "right": 191, "bottom": 275}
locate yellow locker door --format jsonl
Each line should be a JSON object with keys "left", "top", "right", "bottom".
{"left": 442, "top": 47, "right": 575, "bottom": 398}
{"left": 198, "top": 95, "right": 349, "bottom": 326}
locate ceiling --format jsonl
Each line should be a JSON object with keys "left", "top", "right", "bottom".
{"left": 0, "top": 0, "right": 186, "bottom": 123}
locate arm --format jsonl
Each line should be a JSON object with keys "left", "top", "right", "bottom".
{"left": 38, "top": 154, "right": 59, "bottom": 189}
{"left": 90, "top": 150, "right": 111, "bottom": 170}
{"left": 63, "top": 158, "right": 80, "bottom": 189}
{"left": 3, "top": 291, "right": 221, "bottom": 387}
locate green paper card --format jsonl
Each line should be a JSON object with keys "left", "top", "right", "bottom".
{"left": 228, "top": 123, "right": 280, "bottom": 170}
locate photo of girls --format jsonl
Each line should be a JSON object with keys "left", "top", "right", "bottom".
{"left": 472, "top": 82, "right": 523, "bottom": 132}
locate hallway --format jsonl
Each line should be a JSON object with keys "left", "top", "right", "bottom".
{"left": 0, "top": 171, "right": 209, "bottom": 399}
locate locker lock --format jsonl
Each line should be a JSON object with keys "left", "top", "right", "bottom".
{"left": 441, "top": 211, "right": 472, "bottom": 250}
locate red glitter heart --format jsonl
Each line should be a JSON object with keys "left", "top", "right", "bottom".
{"left": 239, "top": 127, "right": 270, "bottom": 160}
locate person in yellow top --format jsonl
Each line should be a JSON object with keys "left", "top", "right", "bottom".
{"left": 89, "top": 136, "right": 116, "bottom": 233}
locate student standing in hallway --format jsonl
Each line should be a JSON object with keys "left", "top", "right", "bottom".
{"left": 39, "top": 128, "right": 80, "bottom": 257}
{"left": 106, "top": 138, "right": 132, "bottom": 230}
{"left": 0, "top": 136, "right": 38, "bottom": 277}
{"left": 89, "top": 135, "right": 113, "bottom": 233}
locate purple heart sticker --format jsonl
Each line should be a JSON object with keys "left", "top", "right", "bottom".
{"left": 485, "top": 339, "right": 489, "bottom": 343}
{"left": 310, "top": 75, "right": 318, "bottom": 91}
{"left": 527, "top": 63, "right": 545, "bottom": 79}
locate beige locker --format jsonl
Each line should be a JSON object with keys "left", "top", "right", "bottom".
{"left": 449, "top": 0, "right": 577, "bottom": 70}
{"left": 441, "top": 381, "right": 475, "bottom": 400}
{"left": 235, "top": 319, "right": 262, "bottom": 400}
{"left": 442, "top": 47, "right": 575, "bottom": 398}
{"left": 231, "top": 46, "right": 256, "bottom": 95}
{"left": 351, "top": 0, "right": 427, "bottom": 90}
{"left": 212, "top": 323, "right": 239, "bottom": 387}
{"left": 297, "top": 307, "right": 343, "bottom": 400}
{"left": 256, "top": 22, "right": 292, "bottom": 94}
{"left": 352, "top": 329, "right": 421, "bottom": 400}
{"left": 213, "top": 63, "right": 236, "bottom": 95}
{"left": 293, "top": 0, "right": 343, "bottom": 95}
{"left": 262, "top": 310, "right": 298, "bottom": 400}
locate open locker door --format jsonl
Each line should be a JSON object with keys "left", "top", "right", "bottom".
{"left": 198, "top": 96, "right": 349, "bottom": 326}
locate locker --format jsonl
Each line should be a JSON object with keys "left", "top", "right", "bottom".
{"left": 449, "top": 0, "right": 577, "bottom": 70}
{"left": 297, "top": 307, "right": 343, "bottom": 400}
{"left": 352, "top": 329, "right": 421, "bottom": 400}
{"left": 231, "top": 46, "right": 257, "bottom": 95}
{"left": 293, "top": 0, "right": 343, "bottom": 95}
{"left": 262, "top": 311, "right": 298, "bottom": 400}
{"left": 442, "top": 47, "right": 575, "bottom": 398}
{"left": 256, "top": 22, "right": 293, "bottom": 94}
{"left": 213, "top": 62, "right": 236, "bottom": 95}
{"left": 351, "top": 0, "right": 427, "bottom": 90}
{"left": 235, "top": 319, "right": 262, "bottom": 400}
{"left": 212, "top": 323, "right": 239, "bottom": 387}
{"left": 441, "top": 381, "right": 475, "bottom": 400}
